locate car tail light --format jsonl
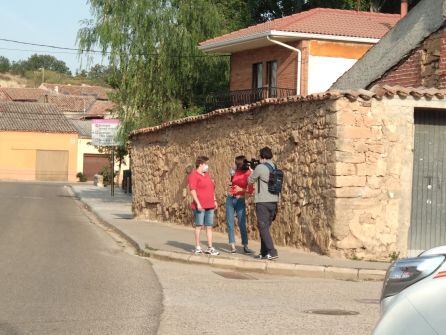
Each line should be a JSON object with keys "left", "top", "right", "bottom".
{"left": 381, "top": 255, "right": 445, "bottom": 300}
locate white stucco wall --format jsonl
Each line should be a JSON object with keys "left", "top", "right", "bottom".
{"left": 308, "top": 55, "right": 357, "bottom": 94}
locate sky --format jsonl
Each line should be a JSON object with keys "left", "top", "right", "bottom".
{"left": 0, "top": 0, "right": 106, "bottom": 73}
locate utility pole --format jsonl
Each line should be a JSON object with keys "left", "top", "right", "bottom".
{"left": 40, "top": 67, "right": 45, "bottom": 84}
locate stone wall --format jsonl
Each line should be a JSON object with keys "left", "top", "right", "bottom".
{"left": 131, "top": 99, "right": 338, "bottom": 254}
{"left": 330, "top": 98, "right": 414, "bottom": 259}
{"left": 130, "top": 92, "right": 446, "bottom": 259}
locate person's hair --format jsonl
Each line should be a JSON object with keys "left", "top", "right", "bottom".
{"left": 195, "top": 156, "right": 209, "bottom": 168}
{"left": 259, "top": 147, "right": 273, "bottom": 160}
{"left": 235, "top": 155, "right": 246, "bottom": 170}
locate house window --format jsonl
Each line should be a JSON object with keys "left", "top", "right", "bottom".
{"left": 252, "top": 63, "right": 263, "bottom": 89}
{"left": 267, "top": 60, "right": 278, "bottom": 97}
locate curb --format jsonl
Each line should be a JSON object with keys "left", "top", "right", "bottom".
{"left": 148, "top": 249, "right": 386, "bottom": 281}
{"left": 68, "top": 185, "right": 387, "bottom": 282}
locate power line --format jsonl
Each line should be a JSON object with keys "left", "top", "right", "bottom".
{"left": 0, "top": 47, "right": 85, "bottom": 55}
{"left": 0, "top": 38, "right": 102, "bottom": 53}
{"left": 0, "top": 37, "right": 229, "bottom": 58}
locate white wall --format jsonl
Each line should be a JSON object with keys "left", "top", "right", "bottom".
{"left": 308, "top": 56, "right": 357, "bottom": 94}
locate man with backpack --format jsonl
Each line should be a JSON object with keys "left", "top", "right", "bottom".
{"left": 248, "top": 147, "right": 283, "bottom": 260}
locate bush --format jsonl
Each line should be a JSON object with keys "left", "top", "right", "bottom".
{"left": 99, "top": 166, "right": 115, "bottom": 186}
{"left": 76, "top": 172, "right": 87, "bottom": 182}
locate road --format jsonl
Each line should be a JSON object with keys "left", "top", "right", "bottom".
{"left": 0, "top": 181, "right": 382, "bottom": 335}
{"left": 0, "top": 182, "right": 162, "bottom": 335}
{"left": 152, "top": 257, "right": 382, "bottom": 335}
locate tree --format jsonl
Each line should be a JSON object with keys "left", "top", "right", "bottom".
{"left": 247, "top": 0, "right": 423, "bottom": 22}
{"left": 0, "top": 56, "right": 10, "bottom": 73}
{"left": 9, "top": 54, "right": 71, "bottom": 76}
{"left": 78, "top": 0, "right": 230, "bottom": 137}
{"left": 24, "top": 54, "right": 71, "bottom": 75}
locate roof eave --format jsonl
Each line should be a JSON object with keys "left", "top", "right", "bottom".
{"left": 199, "top": 30, "right": 380, "bottom": 53}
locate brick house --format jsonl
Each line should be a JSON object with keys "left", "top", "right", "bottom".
{"left": 199, "top": 8, "right": 401, "bottom": 108}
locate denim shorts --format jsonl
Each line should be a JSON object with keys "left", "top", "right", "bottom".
{"left": 193, "top": 209, "right": 214, "bottom": 227}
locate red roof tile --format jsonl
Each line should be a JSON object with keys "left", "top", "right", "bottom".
{"left": 83, "top": 100, "right": 116, "bottom": 119}
{"left": 42, "top": 95, "right": 96, "bottom": 113}
{"left": 0, "top": 102, "right": 77, "bottom": 133}
{"left": 0, "top": 88, "right": 49, "bottom": 102}
{"left": 40, "top": 83, "right": 112, "bottom": 100}
{"left": 200, "top": 8, "right": 400, "bottom": 47}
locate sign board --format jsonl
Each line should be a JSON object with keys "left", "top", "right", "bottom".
{"left": 91, "top": 119, "right": 120, "bottom": 147}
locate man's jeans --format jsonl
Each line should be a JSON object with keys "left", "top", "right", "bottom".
{"left": 225, "top": 195, "right": 248, "bottom": 245}
{"left": 255, "top": 202, "right": 278, "bottom": 257}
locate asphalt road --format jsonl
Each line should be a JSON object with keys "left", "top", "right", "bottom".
{"left": 152, "top": 259, "right": 382, "bottom": 335}
{"left": 0, "top": 182, "right": 162, "bottom": 335}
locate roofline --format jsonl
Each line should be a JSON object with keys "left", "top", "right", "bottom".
{"left": 199, "top": 30, "right": 380, "bottom": 53}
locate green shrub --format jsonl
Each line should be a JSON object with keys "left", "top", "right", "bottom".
{"left": 76, "top": 172, "right": 87, "bottom": 182}
{"left": 99, "top": 166, "right": 114, "bottom": 186}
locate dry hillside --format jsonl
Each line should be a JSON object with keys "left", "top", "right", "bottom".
{"left": 0, "top": 73, "right": 30, "bottom": 88}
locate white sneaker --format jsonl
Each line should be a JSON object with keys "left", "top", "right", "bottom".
{"left": 193, "top": 247, "right": 203, "bottom": 255}
{"left": 204, "top": 247, "right": 220, "bottom": 256}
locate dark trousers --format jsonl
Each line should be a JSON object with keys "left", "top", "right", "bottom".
{"left": 255, "top": 202, "right": 278, "bottom": 257}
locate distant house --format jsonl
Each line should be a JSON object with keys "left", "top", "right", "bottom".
{"left": 199, "top": 8, "right": 401, "bottom": 109}
{"left": 0, "top": 88, "right": 49, "bottom": 102}
{"left": 0, "top": 102, "right": 78, "bottom": 181}
{"left": 38, "top": 94, "right": 97, "bottom": 118}
{"left": 39, "top": 83, "right": 112, "bottom": 101}
{"left": 68, "top": 119, "right": 109, "bottom": 181}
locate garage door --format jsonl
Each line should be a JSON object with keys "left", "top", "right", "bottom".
{"left": 36, "top": 150, "right": 69, "bottom": 181}
{"left": 409, "top": 109, "right": 446, "bottom": 255}
{"left": 83, "top": 154, "right": 109, "bottom": 181}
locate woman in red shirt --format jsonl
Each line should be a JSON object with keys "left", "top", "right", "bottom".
{"left": 226, "top": 155, "right": 254, "bottom": 254}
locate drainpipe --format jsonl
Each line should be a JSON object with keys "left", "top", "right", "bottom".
{"left": 267, "top": 36, "right": 302, "bottom": 96}
{"left": 401, "top": 0, "right": 408, "bottom": 17}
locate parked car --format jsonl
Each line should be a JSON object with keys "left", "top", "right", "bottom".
{"left": 373, "top": 246, "right": 446, "bottom": 334}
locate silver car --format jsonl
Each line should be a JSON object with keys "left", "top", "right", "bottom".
{"left": 373, "top": 246, "right": 446, "bottom": 335}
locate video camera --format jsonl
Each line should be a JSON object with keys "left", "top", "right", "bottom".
{"left": 241, "top": 158, "right": 260, "bottom": 171}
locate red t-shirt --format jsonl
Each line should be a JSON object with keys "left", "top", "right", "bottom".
{"left": 229, "top": 170, "right": 253, "bottom": 196}
{"left": 188, "top": 170, "right": 215, "bottom": 209}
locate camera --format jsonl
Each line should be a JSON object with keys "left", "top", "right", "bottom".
{"left": 241, "top": 158, "right": 260, "bottom": 171}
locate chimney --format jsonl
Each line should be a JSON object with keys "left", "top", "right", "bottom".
{"left": 44, "top": 94, "right": 48, "bottom": 103}
{"left": 401, "top": 0, "right": 408, "bottom": 17}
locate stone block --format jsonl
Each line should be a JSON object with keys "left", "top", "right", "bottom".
{"left": 337, "top": 233, "right": 364, "bottom": 249}
{"left": 335, "top": 151, "right": 365, "bottom": 163}
{"left": 367, "top": 176, "right": 384, "bottom": 189}
{"left": 333, "top": 187, "right": 363, "bottom": 198}
{"left": 337, "top": 126, "right": 374, "bottom": 139}
{"left": 332, "top": 176, "right": 366, "bottom": 188}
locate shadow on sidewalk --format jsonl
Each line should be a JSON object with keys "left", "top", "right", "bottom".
{"left": 165, "top": 240, "right": 257, "bottom": 257}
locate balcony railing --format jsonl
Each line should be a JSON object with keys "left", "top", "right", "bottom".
{"left": 200, "top": 87, "right": 297, "bottom": 112}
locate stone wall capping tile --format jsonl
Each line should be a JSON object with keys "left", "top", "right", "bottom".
{"left": 129, "top": 85, "right": 446, "bottom": 138}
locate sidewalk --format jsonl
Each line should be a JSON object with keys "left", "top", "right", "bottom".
{"left": 69, "top": 183, "right": 390, "bottom": 281}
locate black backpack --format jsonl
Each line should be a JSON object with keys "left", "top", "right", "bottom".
{"left": 261, "top": 163, "right": 284, "bottom": 195}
